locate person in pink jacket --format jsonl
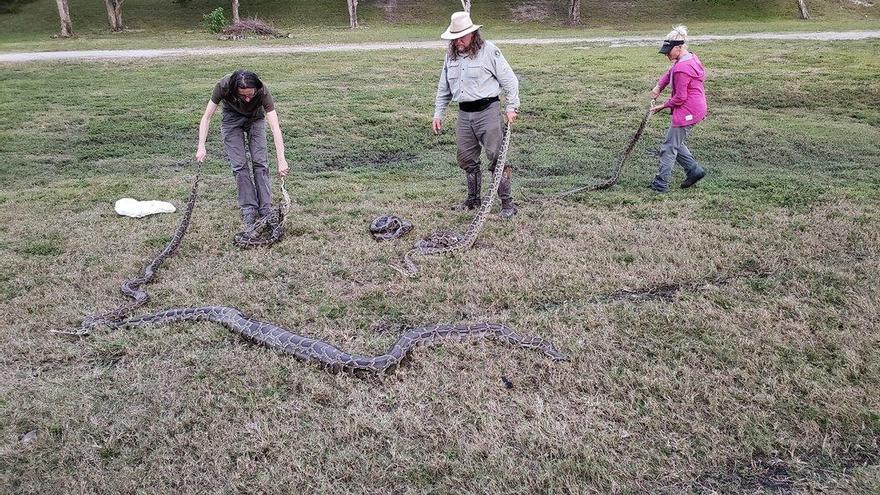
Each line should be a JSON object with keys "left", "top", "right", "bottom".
{"left": 649, "top": 26, "right": 707, "bottom": 192}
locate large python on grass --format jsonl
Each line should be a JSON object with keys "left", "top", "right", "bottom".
{"left": 557, "top": 99, "right": 656, "bottom": 196}
{"left": 112, "top": 305, "right": 568, "bottom": 373}
{"left": 392, "top": 123, "right": 512, "bottom": 278}
{"left": 64, "top": 163, "right": 203, "bottom": 336}
{"left": 59, "top": 151, "right": 565, "bottom": 371}
{"left": 66, "top": 166, "right": 288, "bottom": 336}
{"left": 369, "top": 215, "right": 414, "bottom": 242}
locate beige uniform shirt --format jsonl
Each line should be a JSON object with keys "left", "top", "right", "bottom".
{"left": 434, "top": 41, "right": 520, "bottom": 119}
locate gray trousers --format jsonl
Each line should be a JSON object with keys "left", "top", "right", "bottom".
{"left": 651, "top": 125, "right": 704, "bottom": 190}
{"left": 221, "top": 110, "right": 272, "bottom": 217}
{"left": 456, "top": 101, "right": 504, "bottom": 174}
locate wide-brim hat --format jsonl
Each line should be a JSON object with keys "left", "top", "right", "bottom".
{"left": 441, "top": 11, "right": 482, "bottom": 40}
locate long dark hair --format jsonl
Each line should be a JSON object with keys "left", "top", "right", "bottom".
{"left": 224, "top": 69, "right": 264, "bottom": 101}
{"left": 448, "top": 30, "right": 484, "bottom": 61}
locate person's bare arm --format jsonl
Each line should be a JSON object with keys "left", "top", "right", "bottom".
{"left": 195, "top": 100, "right": 219, "bottom": 163}
{"left": 265, "top": 110, "right": 289, "bottom": 177}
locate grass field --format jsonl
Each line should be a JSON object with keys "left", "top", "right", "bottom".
{"left": 1, "top": 37, "right": 880, "bottom": 492}
{"left": 0, "top": 0, "right": 878, "bottom": 51}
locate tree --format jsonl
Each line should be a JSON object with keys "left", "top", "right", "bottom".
{"left": 231, "top": 0, "right": 240, "bottom": 24}
{"left": 55, "top": 0, "right": 73, "bottom": 37}
{"left": 460, "top": 0, "right": 471, "bottom": 12}
{"left": 567, "top": 0, "right": 581, "bottom": 25}
{"left": 102, "top": 0, "right": 124, "bottom": 31}
{"left": 346, "top": 0, "right": 358, "bottom": 28}
{"left": 796, "top": 0, "right": 810, "bottom": 19}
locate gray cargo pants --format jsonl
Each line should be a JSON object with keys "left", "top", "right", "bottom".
{"left": 651, "top": 125, "right": 704, "bottom": 191}
{"left": 221, "top": 110, "right": 272, "bottom": 218}
{"left": 455, "top": 101, "right": 512, "bottom": 203}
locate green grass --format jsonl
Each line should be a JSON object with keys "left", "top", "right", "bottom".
{"left": 0, "top": 0, "right": 878, "bottom": 51}
{"left": 1, "top": 39, "right": 879, "bottom": 493}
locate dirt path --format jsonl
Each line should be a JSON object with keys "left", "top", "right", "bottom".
{"left": 1, "top": 30, "right": 878, "bottom": 63}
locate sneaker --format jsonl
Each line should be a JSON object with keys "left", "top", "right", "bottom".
{"left": 242, "top": 210, "right": 257, "bottom": 228}
{"left": 680, "top": 170, "right": 706, "bottom": 189}
{"left": 649, "top": 184, "right": 669, "bottom": 193}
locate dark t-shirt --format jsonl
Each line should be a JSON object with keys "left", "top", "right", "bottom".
{"left": 210, "top": 74, "right": 275, "bottom": 117}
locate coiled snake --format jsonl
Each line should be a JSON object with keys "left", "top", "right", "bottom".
{"left": 391, "top": 123, "right": 513, "bottom": 278}
{"left": 369, "top": 215, "right": 414, "bottom": 242}
{"left": 233, "top": 178, "right": 292, "bottom": 249}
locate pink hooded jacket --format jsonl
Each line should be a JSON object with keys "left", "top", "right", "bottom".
{"left": 657, "top": 53, "right": 707, "bottom": 127}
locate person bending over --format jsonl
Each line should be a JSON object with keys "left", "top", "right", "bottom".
{"left": 196, "top": 69, "right": 289, "bottom": 232}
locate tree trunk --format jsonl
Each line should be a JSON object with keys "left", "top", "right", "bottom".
{"left": 347, "top": 0, "right": 358, "bottom": 28}
{"left": 460, "top": 0, "right": 471, "bottom": 12}
{"left": 231, "top": 0, "right": 240, "bottom": 24}
{"left": 797, "top": 0, "right": 811, "bottom": 19}
{"left": 567, "top": 0, "right": 581, "bottom": 25}
{"left": 102, "top": 0, "right": 124, "bottom": 32}
{"left": 55, "top": 0, "right": 73, "bottom": 37}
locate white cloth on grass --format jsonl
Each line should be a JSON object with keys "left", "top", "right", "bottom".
{"left": 114, "top": 198, "right": 176, "bottom": 218}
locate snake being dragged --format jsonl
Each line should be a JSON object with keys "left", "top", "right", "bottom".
{"left": 111, "top": 305, "right": 568, "bottom": 373}
{"left": 392, "top": 123, "right": 513, "bottom": 278}
{"left": 60, "top": 163, "right": 203, "bottom": 336}
{"left": 557, "top": 99, "right": 656, "bottom": 197}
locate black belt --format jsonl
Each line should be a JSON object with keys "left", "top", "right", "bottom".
{"left": 459, "top": 96, "right": 499, "bottom": 113}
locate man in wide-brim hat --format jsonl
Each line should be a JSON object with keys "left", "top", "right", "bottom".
{"left": 433, "top": 11, "right": 520, "bottom": 219}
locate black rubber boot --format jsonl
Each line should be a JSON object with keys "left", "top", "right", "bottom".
{"left": 452, "top": 171, "right": 482, "bottom": 211}
{"left": 498, "top": 167, "right": 517, "bottom": 220}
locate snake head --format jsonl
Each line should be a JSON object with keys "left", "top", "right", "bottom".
{"left": 545, "top": 345, "right": 570, "bottom": 361}
{"left": 79, "top": 314, "right": 121, "bottom": 332}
